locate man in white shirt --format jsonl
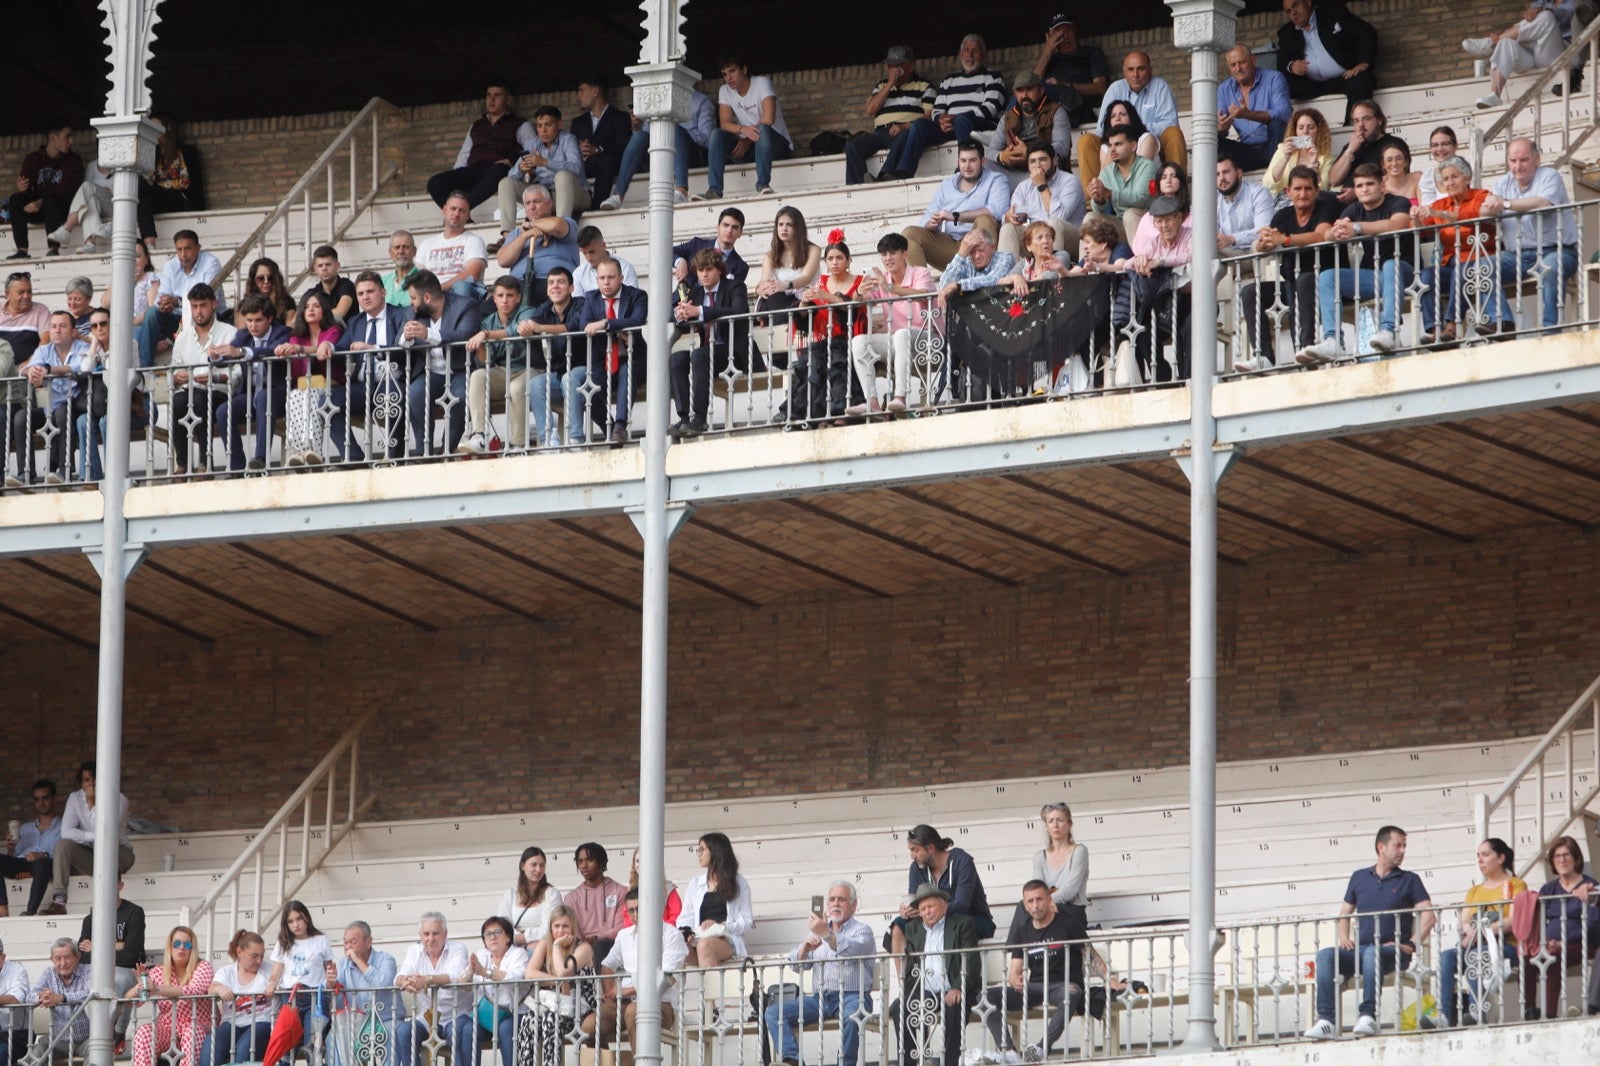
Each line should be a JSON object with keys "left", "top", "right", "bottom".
{"left": 1215, "top": 157, "right": 1275, "bottom": 257}
{"left": 700, "top": 55, "right": 793, "bottom": 199}
{"left": 416, "top": 193, "right": 489, "bottom": 302}
{"left": 583, "top": 889, "right": 690, "bottom": 1048}
{"left": 395, "top": 912, "right": 473, "bottom": 1066}
{"left": 40, "top": 761, "right": 133, "bottom": 915}
{"left": 166, "top": 282, "right": 230, "bottom": 476}
{"left": 573, "top": 227, "right": 639, "bottom": 297}
{"left": 766, "top": 882, "right": 876, "bottom": 1066}
{"left": 999, "top": 145, "right": 1086, "bottom": 261}
{"left": 0, "top": 936, "right": 31, "bottom": 1066}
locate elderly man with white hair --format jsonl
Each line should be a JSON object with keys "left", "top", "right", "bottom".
{"left": 765, "top": 881, "right": 877, "bottom": 1066}
{"left": 1485, "top": 136, "right": 1580, "bottom": 330}
{"left": 32, "top": 938, "right": 91, "bottom": 1056}
{"left": 1463, "top": 1, "right": 1566, "bottom": 109}
{"left": 395, "top": 912, "right": 473, "bottom": 1066}
{"left": 0, "top": 936, "right": 30, "bottom": 1066}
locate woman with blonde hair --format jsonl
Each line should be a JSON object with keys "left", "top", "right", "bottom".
{"left": 515, "top": 905, "right": 597, "bottom": 1066}
{"left": 128, "top": 925, "right": 215, "bottom": 1066}
{"left": 1034, "top": 803, "right": 1090, "bottom": 924}
{"left": 1264, "top": 108, "right": 1333, "bottom": 197}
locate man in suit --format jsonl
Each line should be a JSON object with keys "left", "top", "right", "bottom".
{"left": 570, "top": 76, "right": 632, "bottom": 208}
{"left": 1277, "top": 0, "right": 1378, "bottom": 124}
{"left": 574, "top": 258, "right": 646, "bottom": 445}
{"left": 332, "top": 270, "right": 412, "bottom": 461}
{"left": 890, "top": 883, "right": 981, "bottom": 1066}
{"left": 669, "top": 248, "right": 749, "bottom": 438}
{"left": 213, "top": 293, "right": 293, "bottom": 472}
{"left": 402, "top": 270, "right": 479, "bottom": 457}
{"left": 672, "top": 208, "right": 749, "bottom": 288}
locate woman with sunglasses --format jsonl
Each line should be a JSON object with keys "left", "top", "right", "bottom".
{"left": 128, "top": 925, "right": 215, "bottom": 1066}
{"left": 245, "top": 258, "right": 297, "bottom": 326}
{"left": 1034, "top": 803, "right": 1089, "bottom": 926}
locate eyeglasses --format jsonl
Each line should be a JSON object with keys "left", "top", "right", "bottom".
{"left": 483, "top": 929, "right": 507, "bottom": 939}
{"left": 253, "top": 274, "right": 272, "bottom": 282}
{"left": 171, "top": 940, "right": 193, "bottom": 950}
{"left": 90, "top": 320, "right": 110, "bottom": 329}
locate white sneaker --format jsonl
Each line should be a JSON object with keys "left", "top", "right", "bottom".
{"left": 48, "top": 226, "right": 71, "bottom": 245}
{"left": 1295, "top": 338, "right": 1346, "bottom": 365}
{"left": 598, "top": 195, "right": 623, "bottom": 211}
{"left": 998, "top": 1051, "right": 1023, "bottom": 1066}
{"left": 44, "top": 472, "right": 65, "bottom": 486}
{"left": 673, "top": 189, "right": 689, "bottom": 204}
{"left": 1302, "top": 1019, "right": 1337, "bottom": 1040}
{"left": 1461, "top": 37, "right": 1494, "bottom": 57}
{"left": 1233, "top": 354, "right": 1272, "bottom": 373}
{"left": 1476, "top": 93, "right": 1503, "bottom": 109}
{"left": 457, "top": 432, "right": 488, "bottom": 455}
{"left": 1352, "top": 1014, "right": 1378, "bottom": 1037}
{"left": 1367, "top": 329, "right": 1397, "bottom": 352}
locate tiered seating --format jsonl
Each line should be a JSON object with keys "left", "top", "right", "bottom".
{"left": 1, "top": 731, "right": 1572, "bottom": 984}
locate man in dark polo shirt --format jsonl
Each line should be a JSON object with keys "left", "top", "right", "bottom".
{"left": 1304, "top": 825, "right": 1432, "bottom": 1040}
{"left": 1236, "top": 165, "right": 1341, "bottom": 371}
{"left": 1031, "top": 15, "right": 1109, "bottom": 126}
{"left": 426, "top": 80, "right": 534, "bottom": 211}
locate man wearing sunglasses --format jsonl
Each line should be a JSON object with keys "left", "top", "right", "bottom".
{"left": 77, "top": 879, "right": 144, "bottom": 1055}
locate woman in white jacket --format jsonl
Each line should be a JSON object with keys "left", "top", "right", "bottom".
{"left": 679, "top": 831, "right": 754, "bottom": 966}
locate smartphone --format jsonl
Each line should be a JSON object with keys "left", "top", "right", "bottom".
{"left": 1289, "top": 136, "right": 1313, "bottom": 150}
{"left": 811, "top": 894, "right": 825, "bottom": 916}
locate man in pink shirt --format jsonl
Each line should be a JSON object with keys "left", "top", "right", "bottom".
{"left": 847, "top": 232, "right": 937, "bottom": 416}
{"left": 1128, "top": 195, "right": 1193, "bottom": 382}
{"left": 565, "top": 842, "right": 628, "bottom": 957}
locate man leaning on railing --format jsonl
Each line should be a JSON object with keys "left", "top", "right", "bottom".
{"left": 582, "top": 888, "right": 689, "bottom": 1049}
{"left": 1486, "top": 136, "right": 1580, "bottom": 332}
{"left": 890, "top": 884, "right": 981, "bottom": 1066}
{"left": 1303, "top": 824, "right": 1433, "bottom": 1041}
{"left": 31, "top": 939, "right": 90, "bottom": 1061}
{"left": 766, "top": 881, "right": 876, "bottom": 1066}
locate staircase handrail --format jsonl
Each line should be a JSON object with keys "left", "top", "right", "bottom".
{"left": 190, "top": 707, "right": 378, "bottom": 951}
{"left": 1474, "top": 669, "right": 1600, "bottom": 879}
{"left": 1472, "top": 17, "right": 1600, "bottom": 177}
{"left": 213, "top": 97, "right": 401, "bottom": 299}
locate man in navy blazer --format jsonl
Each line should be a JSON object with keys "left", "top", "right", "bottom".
{"left": 1277, "top": 0, "right": 1377, "bottom": 123}
{"left": 214, "top": 293, "right": 294, "bottom": 471}
{"left": 573, "top": 258, "right": 646, "bottom": 444}
{"left": 570, "top": 77, "right": 633, "bottom": 207}
{"left": 669, "top": 247, "right": 750, "bottom": 436}
{"left": 402, "top": 270, "right": 480, "bottom": 457}
{"left": 331, "top": 270, "right": 413, "bottom": 461}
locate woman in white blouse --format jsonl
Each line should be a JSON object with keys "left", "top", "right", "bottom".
{"left": 205, "top": 930, "right": 275, "bottom": 1066}
{"left": 679, "top": 831, "right": 754, "bottom": 966}
{"left": 497, "top": 846, "right": 563, "bottom": 948}
{"left": 471, "top": 915, "right": 530, "bottom": 1061}
{"left": 1033, "top": 802, "right": 1089, "bottom": 924}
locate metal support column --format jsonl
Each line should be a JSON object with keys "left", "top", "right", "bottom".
{"left": 624, "top": 0, "right": 697, "bottom": 1060}
{"left": 1168, "top": 0, "right": 1241, "bottom": 1052}
{"left": 84, "top": 111, "right": 159, "bottom": 1066}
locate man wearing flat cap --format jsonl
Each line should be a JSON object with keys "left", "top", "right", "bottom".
{"left": 889, "top": 884, "right": 982, "bottom": 1066}
{"left": 1128, "top": 195, "right": 1195, "bottom": 384}
{"left": 997, "top": 72, "right": 1073, "bottom": 171}
{"left": 1032, "top": 15, "right": 1109, "bottom": 126}
{"left": 845, "top": 46, "right": 936, "bottom": 185}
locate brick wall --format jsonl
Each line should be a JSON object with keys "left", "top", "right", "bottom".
{"left": 0, "top": 0, "right": 1511, "bottom": 215}
{"left": 1, "top": 519, "right": 1592, "bottom": 833}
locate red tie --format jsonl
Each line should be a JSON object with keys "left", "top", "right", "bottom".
{"left": 605, "top": 297, "right": 620, "bottom": 373}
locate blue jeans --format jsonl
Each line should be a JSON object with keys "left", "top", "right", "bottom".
{"left": 1313, "top": 943, "right": 1410, "bottom": 1022}
{"left": 1419, "top": 260, "right": 1513, "bottom": 332}
{"left": 200, "top": 1021, "right": 274, "bottom": 1066}
{"left": 884, "top": 114, "right": 992, "bottom": 177}
{"left": 1316, "top": 260, "right": 1414, "bottom": 339}
{"left": 396, "top": 1014, "right": 474, "bottom": 1066}
{"left": 407, "top": 370, "right": 467, "bottom": 455}
{"left": 527, "top": 365, "right": 589, "bottom": 445}
{"left": 766, "top": 991, "right": 871, "bottom": 1066}
{"left": 1438, "top": 941, "right": 1518, "bottom": 1024}
{"left": 448, "top": 278, "right": 486, "bottom": 302}
{"left": 74, "top": 412, "right": 106, "bottom": 481}
{"left": 706, "top": 125, "right": 791, "bottom": 192}
{"left": 137, "top": 307, "right": 181, "bottom": 368}
{"left": 615, "top": 125, "right": 704, "bottom": 197}
{"left": 1496, "top": 246, "right": 1579, "bottom": 328}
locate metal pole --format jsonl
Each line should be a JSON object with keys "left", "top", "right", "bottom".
{"left": 624, "top": 46, "right": 697, "bottom": 1066}
{"left": 84, "top": 112, "right": 157, "bottom": 1066}
{"left": 1167, "top": 0, "right": 1239, "bottom": 1052}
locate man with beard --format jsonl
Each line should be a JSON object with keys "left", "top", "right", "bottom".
{"left": 999, "top": 145, "right": 1084, "bottom": 260}
{"left": 402, "top": 270, "right": 480, "bottom": 457}
{"left": 1215, "top": 156, "right": 1275, "bottom": 258}
{"left": 382, "top": 230, "right": 420, "bottom": 306}
{"left": 879, "top": 34, "right": 1005, "bottom": 181}
{"left": 996, "top": 73, "right": 1072, "bottom": 172}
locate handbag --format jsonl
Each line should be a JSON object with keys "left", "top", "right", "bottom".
{"left": 475, "top": 996, "right": 510, "bottom": 1033}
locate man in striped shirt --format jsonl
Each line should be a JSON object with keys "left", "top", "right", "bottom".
{"left": 879, "top": 35, "right": 1006, "bottom": 181}
{"left": 844, "top": 45, "right": 935, "bottom": 185}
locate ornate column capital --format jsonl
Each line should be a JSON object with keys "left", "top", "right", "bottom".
{"left": 89, "top": 115, "right": 161, "bottom": 174}
{"left": 625, "top": 63, "right": 700, "bottom": 124}
{"left": 1166, "top": 0, "right": 1244, "bottom": 51}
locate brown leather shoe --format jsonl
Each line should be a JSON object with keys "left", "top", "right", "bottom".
{"left": 39, "top": 900, "right": 67, "bottom": 915}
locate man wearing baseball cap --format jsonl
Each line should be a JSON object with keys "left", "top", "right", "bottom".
{"left": 1031, "top": 15, "right": 1110, "bottom": 126}
{"left": 844, "top": 45, "right": 935, "bottom": 185}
